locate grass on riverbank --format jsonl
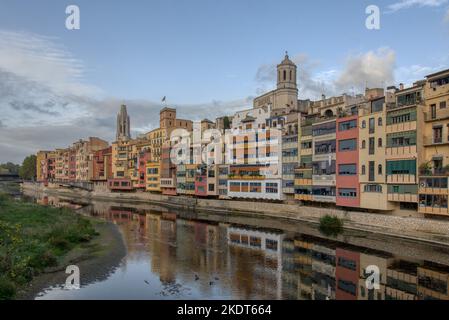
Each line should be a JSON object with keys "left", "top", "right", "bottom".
{"left": 319, "top": 215, "right": 344, "bottom": 237}
{"left": 0, "top": 193, "right": 98, "bottom": 300}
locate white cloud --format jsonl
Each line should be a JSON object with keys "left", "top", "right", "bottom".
{"left": 334, "top": 48, "right": 396, "bottom": 93}
{"left": 254, "top": 53, "right": 335, "bottom": 99}
{"left": 0, "top": 30, "right": 100, "bottom": 97}
{"left": 387, "top": 0, "right": 448, "bottom": 12}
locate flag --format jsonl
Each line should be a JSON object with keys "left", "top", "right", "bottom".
{"left": 162, "top": 96, "right": 166, "bottom": 102}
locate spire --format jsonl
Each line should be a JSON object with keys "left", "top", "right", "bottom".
{"left": 116, "top": 104, "right": 131, "bottom": 141}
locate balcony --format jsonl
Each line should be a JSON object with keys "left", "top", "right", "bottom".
{"left": 423, "top": 136, "right": 449, "bottom": 147}
{"left": 387, "top": 174, "right": 416, "bottom": 184}
{"left": 295, "top": 194, "right": 313, "bottom": 201}
{"left": 312, "top": 174, "right": 336, "bottom": 186}
{"left": 312, "top": 195, "right": 336, "bottom": 203}
{"left": 424, "top": 107, "right": 449, "bottom": 122}
{"left": 387, "top": 193, "right": 418, "bottom": 203}
{"left": 420, "top": 167, "right": 449, "bottom": 176}
{"left": 418, "top": 205, "right": 449, "bottom": 216}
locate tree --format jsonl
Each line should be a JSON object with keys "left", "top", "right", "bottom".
{"left": 0, "top": 162, "right": 20, "bottom": 174}
{"left": 19, "top": 155, "right": 37, "bottom": 181}
{"left": 223, "top": 116, "right": 231, "bottom": 130}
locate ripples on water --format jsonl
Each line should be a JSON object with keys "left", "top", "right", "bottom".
{"left": 22, "top": 192, "right": 449, "bottom": 300}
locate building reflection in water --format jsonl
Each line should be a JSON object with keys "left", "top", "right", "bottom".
{"left": 28, "top": 194, "right": 449, "bottom": 300}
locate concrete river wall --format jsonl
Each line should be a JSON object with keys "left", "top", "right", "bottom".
{"left": 22, "top": 181, "right": 449, "bottom": 245}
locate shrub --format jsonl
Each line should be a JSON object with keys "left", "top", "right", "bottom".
{"left": 0, "top": 193, "right": 10, "bottom": 206}
{"left": 319, "top": 215, "right": 343, "bottom": 237}
{"left": 0, "top": 277, "right": 16, "bottom": 300}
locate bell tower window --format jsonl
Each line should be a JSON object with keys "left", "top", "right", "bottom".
{"left": 283, "top": 70, "right": 286, "bottom": 81}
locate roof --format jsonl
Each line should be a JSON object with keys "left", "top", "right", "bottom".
{"left": 426, "top": 68, "right": 449, "bottom": 79}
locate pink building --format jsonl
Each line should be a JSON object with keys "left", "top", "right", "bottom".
{"left": 336, "top": 248, "right": 360, "bottom": 300}
{"left": 195, "top": 166, "right": 208, "bottom": 197}
{"left": 336, "top": 115, "right": 360, "bottom": 208}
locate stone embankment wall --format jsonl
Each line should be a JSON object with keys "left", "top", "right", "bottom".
{"left": 22, "top": 182, "right": 449, "bottom": 244}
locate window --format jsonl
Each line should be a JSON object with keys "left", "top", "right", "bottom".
{"left": 338, "top": 257, "right": 357, "bottom": 271}
{"left": 378, "top": 138, "right": 383, "bottom": 147}
{"left": 378, "top": 164, "right": 383, "bottom": 175}
{"left": 361, "top": 165, "right": 366, "bottom": 175}
{"left": 369, "top": 118, "right": 375, "bottom": 134}
{"left": 208, "top": 184, "right": 215, "bottom": 192}
{"left": 369, "top": 161, "right": 375, "bottom": 181}
{"left": 364, "top": 184, "right": 382, "bottom": 193}
{"left": 386, "top": 160, "right": 416, "bottom": 175}
{"left": 369, "top": 137, "right": 375, "bottom": 155}
{"left": 433, "top": 126, "right": 443, "bottom": 144}
{"left": 338, "top": 188, "right": 357, "bottom": 198}
{"left": 440, "top": 101, "right": 446, "bottom": 109}
{"left": 266, "top": 239, "right": 278, "bottom": 251}
{"left": 315, "top": 140, "right": 336, "bottom": 154}
{"left": 265, "top": 182, "right": 278, "bottom": 194}
{"left": 312, "top": 121, "right": 336, "bottom": 136}
{"left": 339, "top": 120, "right": 357, "bottom": 131}
{"left": 362, "top": 120, "right": 366, "bottom": 129}
{"left": 339, "top": 139, "right": 357, "bottom": 152}
{"left": 338, "top": 164, "right": 357, "bottom": 176}
{"left": 387, "top": 131, "right": 417, "bottom": 147}
{"left": 431, "top": 104, "right": 437, "bottom": 119}
{"left": 378, "top": 117, "right": 383, "bottom": 126}
{"left": 362, "top": 140, "right": 366, "bottom": 149}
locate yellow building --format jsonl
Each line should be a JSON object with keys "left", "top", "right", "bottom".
{"left": 359, "top": 93, "right": 394, "bottom": 211}
{"left": 385, "top": 83, "right": 425, "bottom": 211}
{"left": 146, "top": 161, "right": 161, "bottom": 192}
{"left": 419, "top": 69, "right": 449, "bottom": 216}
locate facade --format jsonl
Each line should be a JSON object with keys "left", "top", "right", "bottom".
{"left": 146, "top": 161, "right": 161, "bottom": 192}
{"left": 34, "top": 57, "right": 449, "bottom": 219}
{"left": 419, "top": 69, "right": 449, "bottom": 217}
{"left": 336, "top": 112, "right": 359, "bottom": 207}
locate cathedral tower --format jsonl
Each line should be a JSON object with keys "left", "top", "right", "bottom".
{"left": 277, "top": 52, "right": 297, "bottom": 90}
{"left": 116, "top": 104, "right": 131, "bottom": 141}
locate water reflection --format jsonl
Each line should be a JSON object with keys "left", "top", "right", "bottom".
{"left": 25, "top": 192, "right": 449, "bottom": 300}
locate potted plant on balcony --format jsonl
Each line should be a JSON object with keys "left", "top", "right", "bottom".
{"left": 419, "top": 162, "right": 432, "bottom": 176}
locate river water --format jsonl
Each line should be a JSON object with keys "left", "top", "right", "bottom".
{"left": 17, "top": 190, "right": 449, "bottom": 300}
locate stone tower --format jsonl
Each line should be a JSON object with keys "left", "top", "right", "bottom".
{"left": 116, "top": 104, "right": 131, "bottom": 141}
{"left": 277, "top": 52, "right": 297, "bottom": 90}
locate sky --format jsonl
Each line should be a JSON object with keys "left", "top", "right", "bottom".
{"left": 0, "top": 0, "right": 449, "bottom": 163}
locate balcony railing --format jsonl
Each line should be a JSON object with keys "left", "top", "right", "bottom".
{"left": 420, "top": 168, "right": 449, "bottom": 176}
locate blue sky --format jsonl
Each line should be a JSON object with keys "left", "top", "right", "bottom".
{"left": 0, "top": 0, "right": 449, "bottom": 162}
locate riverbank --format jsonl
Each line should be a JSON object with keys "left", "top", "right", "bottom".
{"left": 0, "top": 193, "right": 126, "bottom": 300}
{"left": 22, "top": 182, "right": 449, "bottom": 246}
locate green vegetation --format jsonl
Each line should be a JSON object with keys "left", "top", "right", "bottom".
{"left": 319, "top": 215, "right": 344, "bottom": 237}
{"left": 19, "top": 155, "right": 36, "bottom": 181}
{"left": 0, "top": 194, "right": 98, "bottom": 300}
{"left": 223, "top": 116, "right": 231, "bottom": 130}
{"left": 0, "top": 162, "right": 20, "bottom": 175}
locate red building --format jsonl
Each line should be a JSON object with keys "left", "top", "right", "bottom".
{"left": 335, "top": 248, "right": 360, "bottom": 300}
{"left": 137, "top": 150, "right": 150, "bottom": 189}
{"left": 336, "top": 114, "right": 360, "bottom": 208}
{"left": 92, "top": 147, "right": 112, "bottom": 181}
{"left": 195, "top": 165, "right": 208, "bottom": 197}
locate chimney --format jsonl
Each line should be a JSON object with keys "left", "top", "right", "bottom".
{"left": 399, "top": 83, "right": 404, "bottom": 90}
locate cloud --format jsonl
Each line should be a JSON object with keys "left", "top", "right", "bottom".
{"left": 386, "top": 0, "right": 448, "bottom": 12}
{"left": 0, "top": 30, "right": 100, "bottom": 97}
{"left": 255, "top": 53, "right": 334, "bottom": 99}
{"left": 334, "top": 48, "right": 396, "bottom": 93}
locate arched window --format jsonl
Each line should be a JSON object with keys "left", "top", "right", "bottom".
{"left": 378, "top": 164, "right": 383, "bottom": 175}
{"left": 362, "top": 165, "right": 366, "bottom": 175}
{"left": 362, "top": 140, "right": 366, "bottom": 149}
{"left": 283, "top": 70, "right": 286, "bottom": 81}
{"left": 362, "top": 120, "right": 366, "bottom": 129}
{"left": 378, "top": 138, "right": 382, "bottom": 147}
{"left": 378, "top": 117, "right": 383, "bottom": 126}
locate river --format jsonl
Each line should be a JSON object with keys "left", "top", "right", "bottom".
{"left": 13, "top": 186, "right": 449, "bottom": 300}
